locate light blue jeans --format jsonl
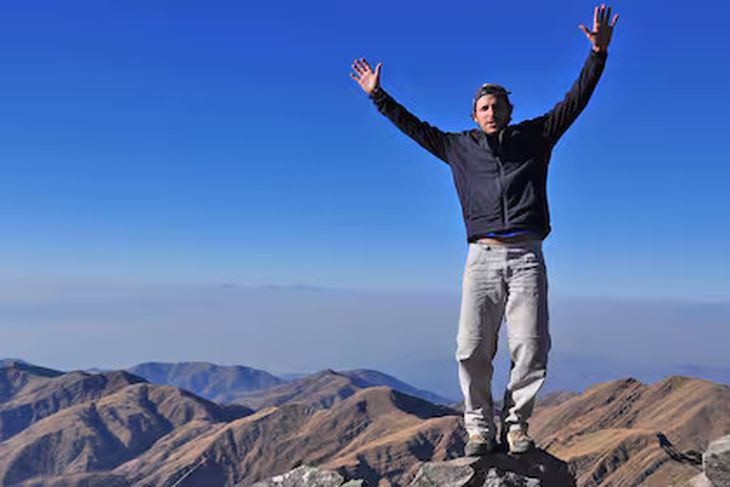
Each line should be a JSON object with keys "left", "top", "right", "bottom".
{"left": 455, "top": 239, "right": 550, "bottom": 438}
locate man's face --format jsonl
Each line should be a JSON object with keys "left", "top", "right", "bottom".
{"left": 473, "top": 94, "right": 512, "bottom": 134}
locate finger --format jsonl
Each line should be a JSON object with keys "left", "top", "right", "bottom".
{"left": 358, "top": 57, "right": 370, "bottom": 70}
{"left": 350, "top": 73, "right": 366, "bottom": 86}
{"left": 593, "top": 5, "right": 599, "bottom": 29}
{"left": 374, "top": 62, "right": 382, "bottom": 79}
{"left": 353, "top": 59, "right": 365, "bottom": 74}
{"left": 578, "top": 24, "right": 592, "bottom": 39}
{"left": 606, "top": 6, "right": 612, "bottom": 26}
{"left": 357, "top": 59, "right": 371, "bottom": 74}
{"left": 611, "top": 13, "right": 619, "bottom": 28}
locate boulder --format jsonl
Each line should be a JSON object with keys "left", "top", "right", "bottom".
{"left": 704, "top": 435, "right": 730, "bottom": 487}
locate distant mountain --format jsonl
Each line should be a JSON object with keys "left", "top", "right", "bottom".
{"left": 0, "top": 359, "right": 29, "bottom": 369}
{"left": 340, "top": 369, "right": 455, "bottom": 405}
{"left": 127, "top": 360, "right": 456, "bottom": 408}
{"left": 127, "top": 361, "right": 286, "bottom": 403}
{"left": 232, "top": 369, "right": 366, "bottom": 410}
{"left": 230, "top": 367, "right": 457, "bottom": 411}
{"left": 278, "top": 372, "right": 308, "bottom": 381}
{"left": 531, "top": 376, "right": 730, "bottom": 486}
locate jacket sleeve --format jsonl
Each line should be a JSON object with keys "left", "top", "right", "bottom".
{"left": 369, "top": 87, "right": 450, "bottom": 164}
{"left": 542, "top": 49, "right": 608, "bottom": 145}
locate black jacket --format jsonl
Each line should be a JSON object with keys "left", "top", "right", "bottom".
{"left": 369, "top": 49, "right": 607, "bottom": 242}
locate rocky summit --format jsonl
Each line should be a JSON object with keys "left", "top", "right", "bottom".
{"left": 409, "top": 450, "right": 575, "bottom": 487}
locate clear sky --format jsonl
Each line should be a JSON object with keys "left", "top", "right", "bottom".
{"left": 0, "top": 0, "right": 728, "bottom": 301}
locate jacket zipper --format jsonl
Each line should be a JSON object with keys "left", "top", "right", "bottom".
{"left": 496, "top": 129, "right": 508, "bottom": 228}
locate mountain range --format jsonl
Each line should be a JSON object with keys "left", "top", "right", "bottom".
{"left": 125, "top": 361, "right": 455, "bottom": 407}
{"left": 1, "top": 358, "right": 728, "bottom": 486}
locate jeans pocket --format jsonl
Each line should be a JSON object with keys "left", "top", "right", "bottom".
{"left": 466, "top": 244, "right": 482, "bottom": 268}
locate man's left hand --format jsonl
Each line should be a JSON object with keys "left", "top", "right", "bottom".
{"left": 579, "top": 4, "right": 619, "bottom": 53}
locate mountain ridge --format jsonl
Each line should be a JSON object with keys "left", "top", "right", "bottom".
{"left": 1, "top": 359, "right": 728, "bottom": 486}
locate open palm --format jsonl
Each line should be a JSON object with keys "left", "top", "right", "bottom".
{"left": 350, "top": 57, "right": 382, "bottom": 95}
{"left": 579, "top": 4, "right": 619, "bottom": 52}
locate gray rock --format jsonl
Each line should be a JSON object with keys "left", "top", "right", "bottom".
{"left": 704, "top": 435, "right": 730, "bottom": 487}
{"left": 483, "top": 469, "right": 540, "bottom": 487}
{"left": 250, "top": 465, "right": 363, "bottom": 487}
{"left": 410, "top": 450, "right": 575, "bottom": 487}
{"left": 410, "top": 458, "right": 478, "bottom": 486}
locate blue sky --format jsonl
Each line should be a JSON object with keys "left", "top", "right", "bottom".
{"left": 0, "top": 0, "right": 728, "bottom": 300}
{"left": 0, "top": 1, "right": 728, "bottom": 391}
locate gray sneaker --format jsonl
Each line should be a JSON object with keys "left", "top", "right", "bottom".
{"left": 506, "top": 429, "right": 535, "bottom": 454}
{"left": 464, "top": 433, "right": 496, "bottom": 457}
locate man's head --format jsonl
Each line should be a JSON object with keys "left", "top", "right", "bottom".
{"left": 472, "top": 83, "right": 513, "bottom": 135}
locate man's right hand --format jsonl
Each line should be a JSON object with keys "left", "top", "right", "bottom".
{"left": 350, "top": 57, "right": 382, "bottom": 95}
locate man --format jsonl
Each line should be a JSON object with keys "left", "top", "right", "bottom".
{"left": 350, "top": 5, "right": 618, "bottom": 455}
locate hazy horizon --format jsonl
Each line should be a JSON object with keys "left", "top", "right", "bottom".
{"left": 3, "top": 280, "right": 728, "bottom": 400}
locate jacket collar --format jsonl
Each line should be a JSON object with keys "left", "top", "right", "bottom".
{"left": 473, "top": 127, "right": 508, "bottom": 150}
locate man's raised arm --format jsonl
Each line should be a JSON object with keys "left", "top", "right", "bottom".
{"left": 350, "top": 57, "right": 449, "bottom": 163}
{"left": 542, "top": 4, "right": 619, "bottom": 145}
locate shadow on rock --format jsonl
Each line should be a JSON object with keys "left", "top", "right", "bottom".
{"left": 410, "top": 448, "right": 575, "bottom": 487}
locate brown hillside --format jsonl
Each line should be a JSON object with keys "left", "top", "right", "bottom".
{"left": 531, "top": 376, "right": 730, "bottom": 487}
{"left": 231, "top": 369, "right": 366, "bottom": 410}
{"left": 123, "top": 386, "right": 462, "bottom": 487}
{"left": 0, "top": 364, "right": 145, "bottom": 441}
{"left": 0, "top": 382, "right": 248, "bottom": 486}
{"left": 3, "top": 366, "right": 728, "bottom": 487}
